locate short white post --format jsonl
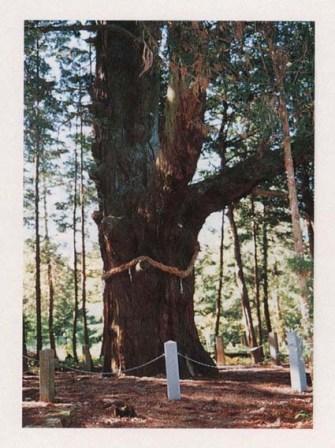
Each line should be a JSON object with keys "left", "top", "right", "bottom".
{"left": 39, "top": 349, "right": 55, "bottom": 402}
{"left": 269, "top": 331, "right": 280, "bottom": 365}
{"left": 287, "top": 331, "right": 307, "bottom": 392}
{"left": 164, "top": 340, "right": 181, "bottom": 400}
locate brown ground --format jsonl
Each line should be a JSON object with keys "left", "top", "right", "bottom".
{"left": 22, "top": 365, "right": 312, "bottom": 428}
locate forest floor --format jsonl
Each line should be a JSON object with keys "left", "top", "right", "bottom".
{"left": 22, "top": 365, "right": 312, "bottom": 429}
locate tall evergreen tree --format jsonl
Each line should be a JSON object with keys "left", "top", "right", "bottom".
{"left": 227, "top": 204, "right": 263, "bottom": 363}
{"left": 214, "top": 209, "right": 225, "bottom": 337}
{"left": 263, "top": 23, "right": 313, "bottom": 340}
{"left": 24, "top": 24, "right": 62, "bottom": 355}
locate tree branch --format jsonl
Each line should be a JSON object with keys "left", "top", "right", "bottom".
{"left": 251, "top": 188, "right": 287, "bottom": 198}
{"left": 153, "top": 22, "right": 209, "bottom": 194}
{"left": 184, "top": 140, "right": 311, "bottom": 233}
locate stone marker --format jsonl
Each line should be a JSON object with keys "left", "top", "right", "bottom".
{"left": 215, "top": 336, "right": 225, "bottom": 366}
{"left": 268, "top": 332, "right": 280, "bottom": 365}
{"left": 287, "top": 331, "right": 307, "bottom": 392}
{"left": 39, "top": 349, "right": 55, "bottom": 402}
{"left": 164, "top": 340, "right": 181, "bottom": 400}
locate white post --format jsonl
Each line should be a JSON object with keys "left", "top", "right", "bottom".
{"left": 287, "top": 331, "right": 307, "bottom": 392}
{"left": 164, "top": 340, "right": 181, "bottom": 400}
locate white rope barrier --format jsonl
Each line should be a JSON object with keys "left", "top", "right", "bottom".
{"left": 24, "top": 347, "right": 263, "bottom": 376}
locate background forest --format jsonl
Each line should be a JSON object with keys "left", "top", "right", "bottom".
{"left": 23, "top": 20, "right": 314, "bottom": 369}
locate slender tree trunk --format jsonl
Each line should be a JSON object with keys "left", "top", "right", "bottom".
{"left": 42, "top": 181, "right": 57, "bottom": 358}
{"left": 278, "top": 94, "right": 311, "bottom": 337}
{"left": 72, "top": 121, "right": 79, "bottom": 364}
{"left": 262, "top": 209, "right": 272, "bottom": 334}
{"left": 273, "top": 292, "right": 284, "bottom": 343}
{"left": 251, "top": 197, "right": 263, "bottom": 346}
{"left": 307, "top": 220, "right": 314, "bottom": 259}
{"left": 23, "top": 315, "right": 28, "bottom": 372}
{"left": 227, "top": 204, "right": 263, "bottom": 363}
{"left": 267, "top": 30, "right": 312, "bottom": 340}
{"left": 80, "top": 106, "right": 92, "bottom": 370}
{"left": 272, "top": 263, "right": 284, "bottom": 344}
{"left": 214, "top": 208, "right": 225, "bottom": 337}
{"left": 301, "top": 166, "right": 314, "bottom": 258}
{"left": 101, "top": 285, "right": 113, "bottom": 373}
{"left": 34, "top": 38, "right": 42, "bottom": 357}
{"left": 34, "top": 147, "right": 42, "bottom": 357}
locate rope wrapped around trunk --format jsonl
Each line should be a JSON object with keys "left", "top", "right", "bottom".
{"left": 102, "top": 243, "right": 200, "bottom": 280}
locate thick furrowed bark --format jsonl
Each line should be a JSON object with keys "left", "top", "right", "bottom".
{"left": 91, "top": 22, "right": 217, "bottom": 377}
{"left": 103, "top": 263, "right": 216, "bottom": 377}
{"left": 154, "top": 22, "right": 208, "bottom": 197}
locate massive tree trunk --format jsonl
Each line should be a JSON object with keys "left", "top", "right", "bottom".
{"left": 227, "top": 204, "right": 263, "bottom": 363}
{"left": 89, "top": 21, "right": 311, "bottom": 376}
{"left": 91, "top": 22, "right": 216, "bottom": 377}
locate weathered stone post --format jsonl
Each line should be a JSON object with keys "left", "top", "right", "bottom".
{"left": 287, "top": 331, "right": 307, "bottom": 392}
{"left": 39, "top": 349, "right": 55, "bottom": 402}
{"left": 269, "top": 331, "right": 280, "bottom": 365}
{"left": 215, "top": 336, "right": 225, "bottom": 366}
{"left": 164, "top": 341, "right": 181, "bottom": 400}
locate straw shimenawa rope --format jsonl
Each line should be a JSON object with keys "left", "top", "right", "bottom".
{"left": 102, "top": 243, "right": 200, "bottom": 280}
